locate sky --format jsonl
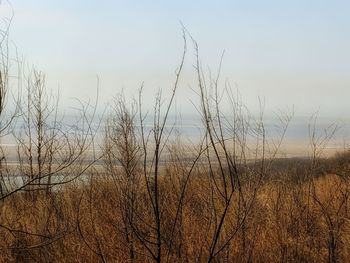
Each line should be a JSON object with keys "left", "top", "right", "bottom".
{"left": 1, "top": 0, "right": 350, "bottom": 118}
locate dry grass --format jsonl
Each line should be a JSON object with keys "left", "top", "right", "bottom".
{"left": 0, "top": 157, "right": 349, "bottom": 262}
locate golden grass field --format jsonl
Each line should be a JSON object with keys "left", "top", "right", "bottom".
{"left": 1, "top": 151, "right": 350, "bottom": 263}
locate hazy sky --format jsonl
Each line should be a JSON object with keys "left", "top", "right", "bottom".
{"left": 1, "top": 0, "right": 350, "bottom": 117}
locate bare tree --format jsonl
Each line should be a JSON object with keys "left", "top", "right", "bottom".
{"left": 103, "top": 93, "right": 141, "bottom": 261}
{"left": 0, "top": 10, "right": 21, "bottom": 198}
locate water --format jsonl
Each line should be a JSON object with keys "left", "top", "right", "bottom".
{"left": 1, "top": 113, "right": 350, "bottom": 159}
{"left": 0, "top": 113, "right": 348, "bottom": 194}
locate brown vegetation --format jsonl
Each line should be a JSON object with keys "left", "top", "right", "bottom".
{"left": 1, "top": 158, "right": 350, "bottom": 262}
